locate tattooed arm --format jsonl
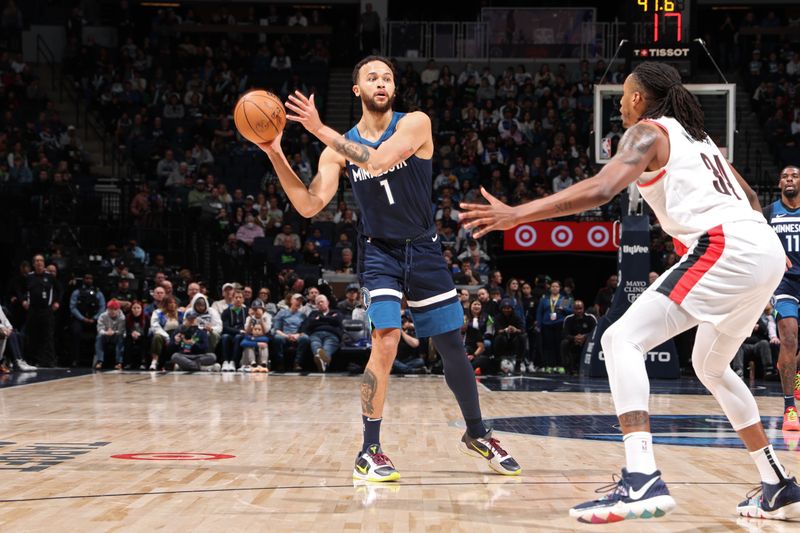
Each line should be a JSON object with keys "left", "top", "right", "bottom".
{"left": 314, "top": 112, "right": 431, "bottom": 175}
{"left": 283, "top": 91, "right": 431, "bottom": 175}
{"left": 460, "top": 122, "right": 665, "bottom": 238}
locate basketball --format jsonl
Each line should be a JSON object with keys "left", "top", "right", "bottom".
{"left": 233, "top": 90, "right": 286, "bottom": 144}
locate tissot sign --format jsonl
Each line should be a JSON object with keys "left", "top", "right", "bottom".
{"left": 504, "top": 222, "right": 618, "bottom": 252}
{"left": 633, "top": 47, "right": 690, "bottom": 58}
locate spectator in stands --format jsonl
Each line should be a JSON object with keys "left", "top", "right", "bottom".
{"left": 187, "top": 177, "right": 209, "bottom": 212}
{"left": 145, "top": 285, "right": 165, "bottom": 316}
{"left": 300, "top": 287, "right": 320, "bottom": 316}
{"left": 108, "top": 259, "right": 135, "bottom": 281}
{"left": 156, "top": 149, "right": 178, "bottom": 184}
{"left": 536, "top": 280, "right": 572, "bottom": 373}
{"left": 594, "top": 274, "right": 617, "bottom": 316}
{"left": 732, "top": 306, "right": 775, "bottom": 379}
{"left": 505, "top": 278, "right": 526, "bottom": 324}
{"left": 484, "top": 270, "right": 505, "bottom": 296}
{"left": 276, "top": 239, "right": 301, "bottom": 269}
{"left": 493, "top": 299, "right": 525, "bottom": 375}
{"left": 453, "top": 262, "right": 481, "bottom": 285}
{"left": 560, "top": 300, "right": 596, "bottom": 375}
{"left": 169, "top": 310, "right": 218, "bottom": 372}
{"left": 220, "top": 290, "right": 248, "bottom": 371}
{"left": 212, "top": 283, "right": 235, "bottom": 315}
{"left": 464, "top": 299, "right": 490, "bottom": 374}
{"left": 359, "top": 3, "right": 381, "bottom": 54}
{"left": 302, "top": 240, "right": 323, "bottom": 266}
{"left": 301, "top": 294, "right": 343, "bottom": 373}
{"left": 0, "top": 304, "right": 35, "bottom": 372}
{"left": 239, "top": 321, "right": 270, "bottom": 372}
{"left": 335, "top": 247, "right": 356, "bottom": 274}
{"left": 20, "top": 254, "right": 60, "bottom": 367}
{"left": 272, "top": 293, "right": 310, "bottom": 371}
{"left": 149, "top": 295, "right": 183, "bottom": 370}
{"left": 187, "top": 292, "right": 222, "bottom": 352}
{"left": 421, "top": 60, "right": 439, "bottom": 85}
{"left": 245, "top": 299, "right": 273, "bottom": 336}
{"left": 69, "top": 273, "right": 106, "bottom": 367}
{"left": 337, "top": 284, "right": 360, "bottom": 317}
{"left": 94, "top": 299, "right": 125, "bottom": 370}
{"left": 271, "top": 45, "right": 292, "bottom": 71}
{"left": 272, "top": 223, "right": 300, "bottom": 250}
{"left": 125, "top": 300, "right": 149, "bottom": 369}
{"left": 552, "top": 166, "right": 574, "bottom": 193}
{"left": 235, "top": 213, "right": 264, "bottom": 247}
{"left": 256, "top": 287, "right": 278, "bottom": 316}
{"left": 456, "top": 238, "right": 487, "bottom": 262}
{"left": 332, "top": 201, "right": 351, "bottom": 224}
{"left": 109, "top": 277, "right": 135, "bottom": 313}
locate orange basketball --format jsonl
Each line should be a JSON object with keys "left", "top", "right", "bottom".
{"left": 233, "top": 90, "right": 286, "bottom": 144}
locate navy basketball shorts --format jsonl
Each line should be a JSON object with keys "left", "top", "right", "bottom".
{"left": 359, "top": 236, "right": 463, "bottom": 338}
{"left": 773, "top": 276, "right": 800, "bottom": 321}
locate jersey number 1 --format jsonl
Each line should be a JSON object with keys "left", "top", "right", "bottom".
{"left": 380, "top": 179, "right": 395, "bottom": 205}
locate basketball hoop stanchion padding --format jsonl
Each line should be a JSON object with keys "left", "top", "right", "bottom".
{"left": 580, "top": 215, "right": 680, "bottom": 379}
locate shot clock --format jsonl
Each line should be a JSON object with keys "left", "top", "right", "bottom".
{"left": 625, "top": 0, "right": 694, "bottom": 76}
{"left": 635, "top": 0, "right": 688, "bottom": 44}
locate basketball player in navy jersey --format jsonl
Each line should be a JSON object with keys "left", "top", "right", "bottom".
{"left": 764, "top": 165, "right": 800, "bottom": 432}
{"left": 257, "top": 56, "right": 520, "bottom": 482}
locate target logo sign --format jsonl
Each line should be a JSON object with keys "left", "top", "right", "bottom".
{"left": 587, "top": 226, "right": 611, "bottom": 248}
{"left": 551, "top": 225, "right": 574, "bottom": 247}
{"left": 514, "top": 225, "right": 538, "bottom": 247}
{"left": 504, "top": 222, "right": 618, "bottom": 252}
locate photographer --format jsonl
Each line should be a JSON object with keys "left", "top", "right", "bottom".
{"left": 392, "top": 315, "right": 427, "bottom": 374}
{"left": 560, "top": 300, "right": 597, "bottom": 375}
{"left": 493, "top": 298, "right": 525, "bottom": 374}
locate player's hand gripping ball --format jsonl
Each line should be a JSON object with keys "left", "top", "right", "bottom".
{"left": 233, "top": 90, "right": 286, "bottom": 144}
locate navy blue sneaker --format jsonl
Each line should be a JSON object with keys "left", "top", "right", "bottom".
{"left": 737, "top": 477, "right": 800, "bottom": 520}
{"left": 569, "top": 469, "right": 676, "bottom": 523}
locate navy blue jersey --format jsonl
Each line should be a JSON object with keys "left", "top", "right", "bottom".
{"left": 765, "top": 200, "right": 800, "bottom": 278}
{"left": 344, "top": 112, "right": 434, "bottom": 240}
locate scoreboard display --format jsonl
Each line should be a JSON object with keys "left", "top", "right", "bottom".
{"left": 635, "top": 0, "right": 689, "bottom": 44}
{"left": 626, "top": 0, "right": 694, "bottom": 77}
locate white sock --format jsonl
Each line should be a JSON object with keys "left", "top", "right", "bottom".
{"left": 750, "top": 445, "right": 788, "bottom": 484}
{"left": 623, "top": 431, "right": 657, "bottom": 475}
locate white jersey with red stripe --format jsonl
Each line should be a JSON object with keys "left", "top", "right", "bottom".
{"left": 635, "top": 116, "right": 765, "bottom": 249}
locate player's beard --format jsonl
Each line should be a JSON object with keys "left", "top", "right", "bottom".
{"left": 784, "top": 187, "right": 798, "bottom": 199}
{"left": 362, "top": 92, "right": 395, "bottom": 113}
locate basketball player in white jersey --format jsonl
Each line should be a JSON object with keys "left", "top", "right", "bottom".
{"left": 461, "top": 61, "right": 800, "bottom": 523}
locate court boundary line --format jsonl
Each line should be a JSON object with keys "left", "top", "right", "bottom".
{"left": 0, "top": 479, "right": 757, "bottom": 504}
{"left": 0, "top": 371, "right": 94, "bottom": 390}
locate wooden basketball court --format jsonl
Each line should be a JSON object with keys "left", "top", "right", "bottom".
{"left": 0, "top": 371, "right": 797, "bottom": 531}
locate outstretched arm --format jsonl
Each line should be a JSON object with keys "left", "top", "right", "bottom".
{"left": 259, "top": 136, "right": 343, "bottom": 218}
{"left": 460, "top": 123, "right": 664, "bottom": 237}
{"left": 284, "top": 91, "right": 431, "bottom": 175}
{"left": 727, "top": 161, "right": 761, "bottom": 212}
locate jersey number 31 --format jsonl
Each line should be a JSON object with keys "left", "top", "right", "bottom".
{"left": 701, "top": 153, "right": 741, "bottom": 200}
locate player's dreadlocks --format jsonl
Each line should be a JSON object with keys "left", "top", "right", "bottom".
{"left": 633, "top": 62, "right": 707, "bottom": 142}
